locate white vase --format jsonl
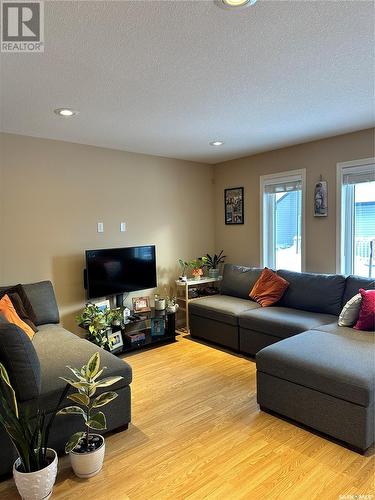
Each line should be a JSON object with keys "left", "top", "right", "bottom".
{"left": 69, "top": 434, "right": 105, "bottom": 478}
{"left": 13, "top": 448, "right": 58, "bottom": 500}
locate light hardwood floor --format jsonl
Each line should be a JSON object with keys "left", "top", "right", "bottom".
{"left": 0, "top": 334, "right": 374, "bottom": 499}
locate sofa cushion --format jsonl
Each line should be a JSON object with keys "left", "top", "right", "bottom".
{"left": 277, "top": 270, "right": 346, "bottom": 316}
{"left": 250, "top": 268, "right": 289, "bottom": 307}
{"left": 239, "top": 307, "right": 335, "bottom": 339}
{"left": 338, "top": 293, "right": 362, "bottom": 327}
{"left": 23, "top": 281, "right": 60, "bottom": 325}
{"left": 0, "top": 284, "right": 37, "bottom": 325}
{"left": 220, "top": 264, "right": 263, "bottom": 299}
{"left": 314, "top": 321, "right": 374, "bottom": 337}
{"left": 343, "top": 275, "right": 375, "bottom": 305}
{"left": 354, "top": 288, "right": 375, "bottom": 332}
{"left": 256, "top": 329, "right": 375, "bottom": 406}
{"left": 189, "top": 295, "right": 259, "bottom": 326}
{"left": 33, "top": 324, "right": 132, "bottom": 412}
{"left": 0, "top": 322, "right": 41, "bottom": 402}
{"left": 0, "top": 294, "right": 36, "bottom": 340}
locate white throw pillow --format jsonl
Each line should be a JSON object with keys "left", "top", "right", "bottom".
{"left": 338, "top": 293, "right": 362, "bottom": 327}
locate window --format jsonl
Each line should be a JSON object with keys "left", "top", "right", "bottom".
{"left": 260, "top": 170, "right": 305, "bottom": 272}
{"left": 337, "top": 158, "right": 375, "bottom": 277}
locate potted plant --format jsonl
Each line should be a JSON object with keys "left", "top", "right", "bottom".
{"left": 76, "top": 303, "right": 113, "bottom": 349}
{"left": 204, "top": 251, "right": 226, "bottom": 279}
{"left": 57, "top": 352, "right": 123, "bottom": 478}
{"left": 0, "top": 364, "right": 68, "bottom": 500}
{"left": 178, "top": 259, "right": 189, "bottom": 282}
{"left": 189, "top": 258, "right": 205, "bottom": 280}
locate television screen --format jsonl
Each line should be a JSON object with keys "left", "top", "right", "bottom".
{"left": 85, "top": 245, "right": 157, "bottom": 299}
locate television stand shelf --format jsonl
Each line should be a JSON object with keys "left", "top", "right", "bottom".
{"left": 111, "top": 308, "right": 176, "bottom": 356}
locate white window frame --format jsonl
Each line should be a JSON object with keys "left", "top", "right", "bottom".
{"left": 336, "top": 157, "right": 375, "bottom": 275}
{"left": 260, "top": 168, "right": 306, "bottom": 271}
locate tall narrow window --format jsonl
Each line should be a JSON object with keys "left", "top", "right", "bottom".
{"left": 261, "top": 170, "right": 305, "bottom": 272}
{"left": 338, "top": 159, "right": 375, "bottom": 277}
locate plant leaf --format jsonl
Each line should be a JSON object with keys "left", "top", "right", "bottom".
{"left": 67, "top": 393, "right": 90, "bottom": 406}
{"left": 95, "top": 376, "right": 123, "bottom": 388}
{"left": 65, "top": 432, "right": 85, "bottom": 454}
{"left": 92, "top": 391, "right": 118, "bottom": 408}
{"left": 86, "top": 411, "right": 106, "bottom": 430}
{"left": 66, "top": 366, "right": 86, "bottom": 381}
{"left": 57, "top": 406, "right": 87, "bottom": 419}
{"left": 86, "top": 352, "right": 100, "bottom": 379}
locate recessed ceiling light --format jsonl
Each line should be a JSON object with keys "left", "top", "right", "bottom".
{"left": 54, "top": 108, "right": 78, "bottom": 117}
{"left": 216, "top": 0, "right": 257, "bottom": 8}
{"left": 210, "top": 140, "right": 224, "bottom": 146}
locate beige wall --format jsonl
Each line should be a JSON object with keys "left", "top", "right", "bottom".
{"left": 214, "top": 128, "right": 374, "bottom": 273}
{"left": 0, "top": 133, "right": 215, "bottom": 333}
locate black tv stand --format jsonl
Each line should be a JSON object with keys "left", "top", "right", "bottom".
{"left": 111, "top": 308, "right": 176, "bottom": 356}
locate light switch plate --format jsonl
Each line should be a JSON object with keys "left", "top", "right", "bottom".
{"left": 120, "top": 222, "right": 126, "bottom": 232}
{"left": 97, "top": 222, "right": 104, "bottom": 233}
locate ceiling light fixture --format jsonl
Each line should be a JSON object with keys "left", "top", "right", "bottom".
{"left": 210, "top": 140, "right": 224, "bottom": 146}
{"left": 216, "top": 0, "right": 257, "bottom": 8}
{"left": 54, "top": 108, "right": 78, "bottom": 117}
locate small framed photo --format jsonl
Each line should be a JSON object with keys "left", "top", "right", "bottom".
{"left": 151, "top": 317, "right": 165, "bottom": 337}
{"left": 225, "top": 187, "right": 244, "bottom": 225}
{"left": 314, "top": 180, "right": 328, "bottom": 217}
{"left": 94, "top": 299, "right": 111, "bottom": 312}
{"left": 107, "top": 330, "right": 123, "bottom": 352}
{"left": 132, "top": 296, "right": 151, "bottom": 313}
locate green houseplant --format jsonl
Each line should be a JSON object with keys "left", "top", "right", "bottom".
{"left": 0, "top": 363, "right": 68, "bottom": 499}
{"left": 76, "top": 303, "right": 114, "bottom": 349}
{"left": 204, "top": 251, "right": 226, "bottom": 278}
{"left": 57, "top": 352, "right": 123, "bottom": 478}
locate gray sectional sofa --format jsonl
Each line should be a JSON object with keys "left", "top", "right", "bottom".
{"left": 0, "top": 281, "right": 132, "bottom": 476}
{"left": 189, "top": 264, "right": 375, "bottom": 451}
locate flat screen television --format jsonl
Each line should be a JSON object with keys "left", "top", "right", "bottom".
{"left": 85, "top": 245, "right": 157, "bottom": 299}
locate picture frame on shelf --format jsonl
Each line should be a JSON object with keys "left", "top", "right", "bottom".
{"left": 224, "top": 187, "right": 244, "bottom": 225}
{"left": 132, "top": 296, "right": 151, "bottom": 313}
{"left": 94, "top": 298, "right": 111, "bottom": 312}
{"left": 107, "top": 330, "right": 124, "bottom": 352}
{"left": 151, "top": 317, "right": 165, "bottom": 337}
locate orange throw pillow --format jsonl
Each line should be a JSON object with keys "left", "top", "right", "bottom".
{"left": 0, "top": 294, "right": 35, "bottom": 339}
{"left": 249, "top": 268, "right": 289, "bottom": 307}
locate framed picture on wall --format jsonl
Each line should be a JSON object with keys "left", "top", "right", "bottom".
{"left": 314, "top": 180, "right": 328, "bottom": 217}
{"left": 225, "top": 187, "right": 244, "bottom": 225}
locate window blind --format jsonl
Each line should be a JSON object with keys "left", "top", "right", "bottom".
{"left": 343, "top": 165, "right": 375, "bottom": 185}
{"left": 264, "top": 180, "right": 302, "bottom": 194}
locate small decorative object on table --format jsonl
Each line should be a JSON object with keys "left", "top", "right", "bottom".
{"left": 151, "top": 317, "right": 165, "bottom": 336}
{"left": 166, "top": 296, "right": 179, "bottom": 313}
{"left": 132, "top": 296, "right": 151, "bottom": 313}
{"left": 124, "top": 331, "right": 146, "bottom": 347}
{"left": 0, "top": 363, "right": 64, "bottom": 500}
{"left": 58, "top": 352, "right": 123, "bottom": 478}
{"left": 225, "top": 187, "right": 244, "bottom": 224}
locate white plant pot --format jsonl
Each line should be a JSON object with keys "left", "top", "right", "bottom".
{"left": 69, "top": 434, "right": 105, "bottom": 478}
{"left": 155, "top": 298, "right": 166, "bottom": 311}
{"left": 13, "top": 448, "right": 58, "bottom": 500}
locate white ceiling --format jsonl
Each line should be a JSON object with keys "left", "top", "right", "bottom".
{"left": 1, "top": 0, "right": 374, "bottom": 164}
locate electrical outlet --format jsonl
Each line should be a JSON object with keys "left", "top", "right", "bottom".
{"left": 97, "top": 222, "right": 104, "bottom": 233}
{"left": 120, "top": 222, "right": 126, "bottom": 232}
